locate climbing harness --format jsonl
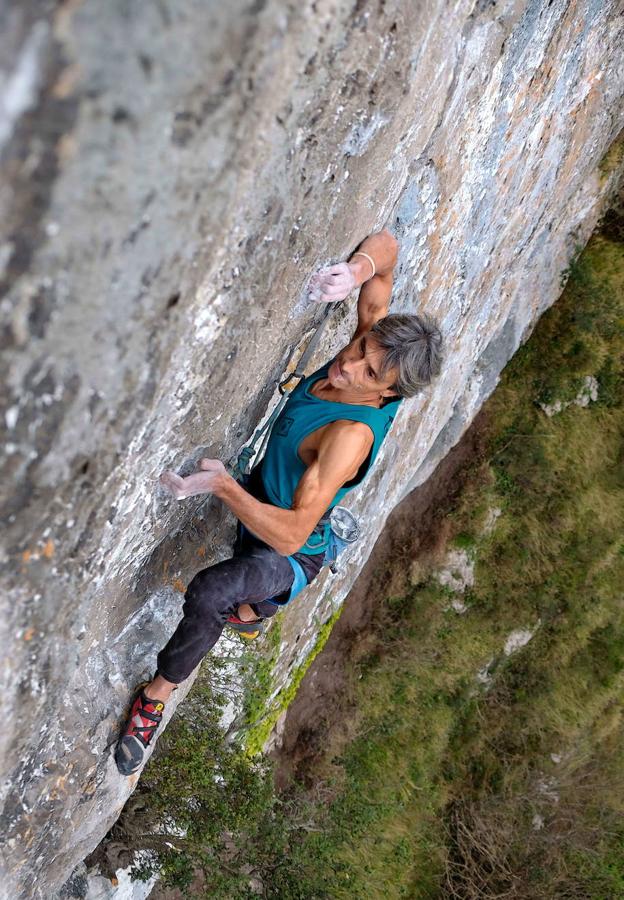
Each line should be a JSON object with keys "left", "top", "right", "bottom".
{"left": 235, "top": 505, "right": 360, "bottom": 613}
{"left": 263, "top": 505, "right": 360, "bottom": 608}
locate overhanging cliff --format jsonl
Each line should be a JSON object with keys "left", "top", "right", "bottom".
{"left": 1, "top": 2, "right": 623, "bottom": 898}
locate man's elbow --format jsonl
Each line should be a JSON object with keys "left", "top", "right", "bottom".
{"left": 276, "top": 527, "right": 314, "bottom": 557}
{"left": 278, "top": 538, "right": 307, "bottom": 556}
{"left": 382, "top": 229, "right": 399, "bottom": 267}
{"left": 269, "top": 534, "right": 300, "bottom": 556}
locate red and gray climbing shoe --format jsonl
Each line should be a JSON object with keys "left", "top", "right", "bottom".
{"left": 226, "top": 613, "right": 265, "bottom": 640}
{"left": 115, "top": 686, "right": 165, "bottom": 776}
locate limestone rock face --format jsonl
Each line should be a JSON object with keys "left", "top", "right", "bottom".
{"left": 0, "top": 1, "right": 622, "bottom": 897}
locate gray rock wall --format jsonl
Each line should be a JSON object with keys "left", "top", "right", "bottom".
{"left": 0, "top": 1, "right": 622, "bottom": 897}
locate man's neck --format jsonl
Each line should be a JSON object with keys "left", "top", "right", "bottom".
{"left": 311, "top": 377, "right": 383, "bottom": 408}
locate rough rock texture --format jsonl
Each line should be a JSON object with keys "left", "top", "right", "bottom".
{"left": 0, "top": 1, "right": 623, "bottom": 897}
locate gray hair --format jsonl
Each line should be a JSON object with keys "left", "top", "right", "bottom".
{"left": 371, "top": 313, "right": 443, "bottom": 398}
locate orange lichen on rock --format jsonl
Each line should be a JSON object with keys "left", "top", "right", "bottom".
{"left": 42, "top": 540, "right": 55, "bottom": 559}
{"left": 52, "top": 63, "right": 82, "bottom": 99}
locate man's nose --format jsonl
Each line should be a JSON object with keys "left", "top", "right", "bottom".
{"left": 346, "top": 347, "right": 365, "bottom": 367}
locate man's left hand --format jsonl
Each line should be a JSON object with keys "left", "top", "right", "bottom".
{"left": 198, "top": 457, "right": 228, "bottom": 489}
{"left": 160, "top": 459, "right": 229, "bottom": 500}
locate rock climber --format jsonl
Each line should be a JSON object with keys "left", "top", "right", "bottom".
{"left": 115, "top": 229, "right": 443, "bottom": 776}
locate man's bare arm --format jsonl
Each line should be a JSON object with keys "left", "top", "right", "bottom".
{"left": 308, "top": 229, "right": 398, "bottom": 336}
{"left": 160, "top": 421, "right": 373, "bottom": 556}
{"left": 349, "top": 229, "right": 398, "bottom": 337}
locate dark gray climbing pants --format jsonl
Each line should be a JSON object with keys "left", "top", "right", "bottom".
{"left": 156, "top": 528, "right": 324, "bottom": 684}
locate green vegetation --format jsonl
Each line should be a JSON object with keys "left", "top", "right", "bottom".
{"left": 244, "top": 608, "right": 341, "bottom": 756}
{"left": 111, "top": 210, "right": 624, "bottom": 898}
{"left": 600, "top": 129, "right": 624, "bottom": 181}
{"left": 240, "top": 616, "right": 282, "bottom": 732}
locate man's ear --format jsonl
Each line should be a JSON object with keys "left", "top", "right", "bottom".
{"left": 380, "top": 387, "right": 400, "bottom": 399}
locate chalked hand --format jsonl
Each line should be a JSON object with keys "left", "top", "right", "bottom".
{"left": 308, "top": 262, "right": 357, "bottom": 304}
{"left": 160, "top": 459, "right": 228, "bottom": 500}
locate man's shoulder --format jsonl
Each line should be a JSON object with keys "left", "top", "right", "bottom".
{"left": 316, "top": 418, "right": 374, "bottom": 470}
{"left": 321, "top": 418, "right": 375, "bottom": 445}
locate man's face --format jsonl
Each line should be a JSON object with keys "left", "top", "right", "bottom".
{"left": 327, "top": 332, "right": 399, "bottom": 400}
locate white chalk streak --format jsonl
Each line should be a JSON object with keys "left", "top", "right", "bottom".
{"left": 0, "top": 22, "right": 48, "bottom": 150}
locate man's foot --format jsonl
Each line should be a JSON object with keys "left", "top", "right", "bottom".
{"left": 115, "top": 685, "right": 166, "bottom": 776}
{"left": 226, "top": 613, "right": 265, "bottom": 640}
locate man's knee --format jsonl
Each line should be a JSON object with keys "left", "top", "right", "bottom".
{"left": 184, "top": 567, "right": 230, "bottom": 617}
{"left": 182, "top": 551, "right": 291, "bottom": 621}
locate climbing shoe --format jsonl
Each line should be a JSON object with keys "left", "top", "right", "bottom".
{"left": 115, "top": 685, "right": 165, "bottom": 776}
{"left": 226, "top": 613, "right": 265, "bottom": 640}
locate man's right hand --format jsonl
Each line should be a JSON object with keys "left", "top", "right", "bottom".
{"left": 308, "top": 262, "right": 357, "bottom": 303}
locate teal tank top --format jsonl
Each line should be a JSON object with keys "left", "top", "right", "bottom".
{"left": 260, "top": 360, "right": 402, "bottom": 555}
